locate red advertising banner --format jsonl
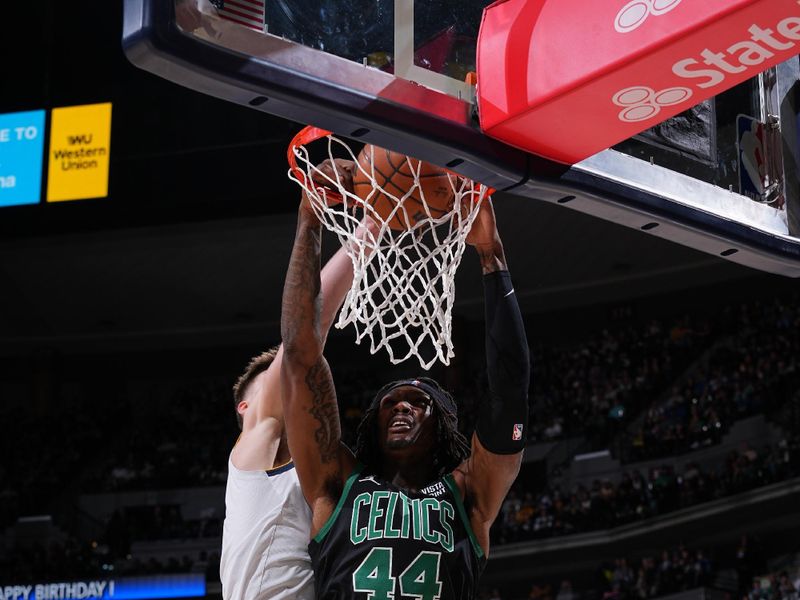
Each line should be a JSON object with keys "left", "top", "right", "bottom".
{"left": 477, "top": 0, "right": 800, "bottom": 164}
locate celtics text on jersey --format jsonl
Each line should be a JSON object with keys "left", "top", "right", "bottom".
{"left": 309, "top": 465, "right": 486, "bottom": 600}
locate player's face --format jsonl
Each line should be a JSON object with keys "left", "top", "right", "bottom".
{"left": 377, "top": 386, "right": 436, "bottom": 453}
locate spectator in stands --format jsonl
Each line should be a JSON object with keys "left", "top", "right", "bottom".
{"left": 556, "top": 580, "right": 575, "bottom": 600}
{"left": 737, "top": 535, "right": 767, "bottom": 596}
{"left": 778, "top": 571, "right": 799, "bottom": 600}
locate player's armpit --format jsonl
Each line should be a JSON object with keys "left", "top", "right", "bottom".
{"left": 454, "top": 434, "right": 522, "bottom": 557}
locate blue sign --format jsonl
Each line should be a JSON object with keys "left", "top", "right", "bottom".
{"left": 108, "top": 575, "right": 205, "bottom": 600}
{"left": 1, "top": 574, "right": 206, "bottom": 600}
{"left": 0, "top": 109, "right": 45, "bottom": 207}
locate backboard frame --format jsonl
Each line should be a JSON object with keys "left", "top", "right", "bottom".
{"left": 122, "top": 0, "right": 800, "bottom": 276}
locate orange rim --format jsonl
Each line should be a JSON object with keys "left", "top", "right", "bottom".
{"left": 288, "top": 125, "right": 494, "bottom": 203}
{"left": 287, "top": 125, "right": 346, "bottom": 204}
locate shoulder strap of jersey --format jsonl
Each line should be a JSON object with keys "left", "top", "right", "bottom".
{"left": 443, "top": 473, "right": 485, "bottom": 560}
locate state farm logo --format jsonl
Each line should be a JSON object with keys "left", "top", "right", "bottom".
{"left": 612, "top": 86, "right": 693, "bottom": 122}
{"left": 615, "top": 0, "right": 683, "bottom": 33}
{"left": 612, "top": 5, "right": 800, "bottom": 123}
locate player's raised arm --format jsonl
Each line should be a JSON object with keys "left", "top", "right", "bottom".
{"left": 280, "top": 164, "right": 357, "bottom": 532}
{"left": 230, "top": 160, "right": 363, "bottom": 472}
{"left": 453, "top": 196, "right": 531, "bottom": 557}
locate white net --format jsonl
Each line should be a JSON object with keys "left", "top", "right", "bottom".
{"left": 288, "top": 127, "right": 491, "bottom": 370}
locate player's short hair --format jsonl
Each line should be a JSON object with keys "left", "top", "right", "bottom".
{"left": 232, "top": 346, "right": 280, "bottom": 430}
{"left": 354, "top": 376, "right": 470, "bottom": 478}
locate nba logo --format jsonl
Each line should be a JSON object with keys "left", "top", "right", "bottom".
{"left": 512, "top": 424, "right": 523, "bottom": 441}
{"left": 737, "top": 114, "right": 767, "bottom": 201}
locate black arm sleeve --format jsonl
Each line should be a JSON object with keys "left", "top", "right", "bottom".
{"left": 475, "top": 270, "right": 531, "bottom": 454}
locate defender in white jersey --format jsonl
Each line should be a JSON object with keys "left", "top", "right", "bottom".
{"left": 221, "top": 458, "right": 312, "bottom": 599}
{"left": 220, "top": 159, "right": 370, "bottom": 600}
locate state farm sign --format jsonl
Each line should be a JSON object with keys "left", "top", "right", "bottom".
{"left": 673, "top": 17, "right": 799, "bottom": 89}
{"left": 478, "top": 0, "right": 800, "bottom": 164}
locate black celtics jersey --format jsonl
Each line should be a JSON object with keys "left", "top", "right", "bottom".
{"left": 309, "top": 464, "right": 486, "bottom": 600}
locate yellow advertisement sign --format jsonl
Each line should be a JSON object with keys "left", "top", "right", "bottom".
{"left": 46, "top": 103, "right": 112, "bottom": 202}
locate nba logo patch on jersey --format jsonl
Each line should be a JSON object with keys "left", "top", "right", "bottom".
{"left": 512, "top": 424, "right": 523, "bottom": 441}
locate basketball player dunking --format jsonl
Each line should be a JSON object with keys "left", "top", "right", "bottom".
{"left": 219, "top": 159, "right": 369, "bottom": 600}
{"left": 281, "top": 182, "right": 530, "bottom": 598}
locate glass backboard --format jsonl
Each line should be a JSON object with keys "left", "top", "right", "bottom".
{"left": 124, "top": 0, "right": 800, "bottom": 276}
{"left": 193, "top": 0, "right": 484, "bottom": 100}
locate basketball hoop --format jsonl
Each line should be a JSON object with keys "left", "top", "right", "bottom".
{"left": 287, "top": 126, "right": 493, "bottom": 370}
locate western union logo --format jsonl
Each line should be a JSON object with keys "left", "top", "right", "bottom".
{"left": 47, "top": 103, "right": 112, "bottom": 202}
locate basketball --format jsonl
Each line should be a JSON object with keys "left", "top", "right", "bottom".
{"left": 353, "top": 145, "right": 455, "bottom": 231}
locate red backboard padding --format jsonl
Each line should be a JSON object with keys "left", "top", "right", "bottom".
{"left": 477, "top": 0, "right": 800, "bottom": 164}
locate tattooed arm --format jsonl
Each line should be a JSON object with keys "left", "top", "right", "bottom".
{"left": 281, "top": 183, "right": 357, "bottom": 536}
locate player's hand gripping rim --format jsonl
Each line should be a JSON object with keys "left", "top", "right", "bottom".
{"left": 300, "top": 158, "right": 356, "bottom": 212}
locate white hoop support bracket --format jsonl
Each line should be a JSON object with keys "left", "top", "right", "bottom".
{"left": 287, "top": 126, "right": 493, "bottom": 370}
